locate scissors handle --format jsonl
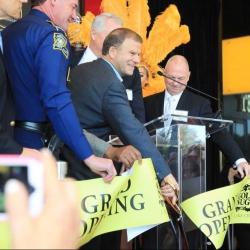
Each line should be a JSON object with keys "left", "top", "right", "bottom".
{"left": 164, "top": 182, "right": 189, "bottom": 250}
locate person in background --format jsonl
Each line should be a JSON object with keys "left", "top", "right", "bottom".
{"left": 70, "top": 12, "right": 145, "bottom": 124}
{"left": 2, "top": 0, "right": 142, "bottom": 183}
{"left": 137, "top": 64, "right": 149, "bottom": 90}
{"left": 4, "top": 149, "right": 81, "bottom": 249}
{"left": 0, "top": 0, "right": 40, "bottom": 157}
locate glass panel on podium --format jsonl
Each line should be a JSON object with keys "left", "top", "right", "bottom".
{"left": 144, "top": 114, "right": 233, "bottom": 249}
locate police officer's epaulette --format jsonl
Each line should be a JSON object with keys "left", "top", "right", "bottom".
{"left": 46, "top": 20, "right": 66, "bottom": 35}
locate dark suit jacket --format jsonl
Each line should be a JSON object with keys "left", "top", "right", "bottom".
{"left": 70, "top": 47, "right": 145, "bottom": 123}
{"left": 143, "top": 89, "right": 245, "bottom": 165}
{"left": 0, "top": 51, "right": 22, "bottom": 153}
{"left": 62, "top": 58, "right": 170, "bottom": 181}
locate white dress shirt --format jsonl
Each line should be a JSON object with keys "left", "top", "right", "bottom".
{"left": 78, "top": 46, "right": 97, "bottom": 65}
{"left": 164, "top": 90, "right": 182, "bottom": 127}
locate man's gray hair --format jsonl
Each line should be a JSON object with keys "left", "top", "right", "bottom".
{"left": 91, "top": 13, "right": 123, "bottom": 34}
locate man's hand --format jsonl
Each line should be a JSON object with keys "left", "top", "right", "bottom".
{"left": 236, "top": 162, "right": 250, "bottom": 178}
{"left": 160, "top": 174, "right": 179, "bottom": 205}
{"left": 104, "top": 145, "right": 142, "bottom": 174}
{"left": 84, "top": 155, "right": 117, "bottom": 183}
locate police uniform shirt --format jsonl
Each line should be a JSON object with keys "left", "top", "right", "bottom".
{"left": 2, "top": 9, "right": 93, "bottom": 159}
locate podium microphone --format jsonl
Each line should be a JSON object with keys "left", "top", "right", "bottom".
{"left": 157, "top": 71, "right": 223, "bottom": 118}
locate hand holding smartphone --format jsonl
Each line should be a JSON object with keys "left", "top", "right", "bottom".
{"left": 0, "top": 149, "right": 81, "bottom": 249}
{"left": 0, "top": 156, "right": 44, "bottom": 221}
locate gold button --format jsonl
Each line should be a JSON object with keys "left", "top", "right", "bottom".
{"left": 10, "top": 121, "right": 15, "bottom": 126}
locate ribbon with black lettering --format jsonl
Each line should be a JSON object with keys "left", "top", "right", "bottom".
{"left": 181, "top": 176, "right": 250, "bottom": 249}
{"left": 0, "top": 158, "right": 169, "bottom": 249}
{"left": 76, "top": 158, "right": 169, "bottom": 247}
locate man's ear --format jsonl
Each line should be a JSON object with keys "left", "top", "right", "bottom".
{"left": 187, "top": 71, "right": 191, "bottom": 81}
{"left": 109, "top": 46, "right": 116, "bottom": 59}
{"left": 91, "top": 29, "right": 97, "bottom": 40}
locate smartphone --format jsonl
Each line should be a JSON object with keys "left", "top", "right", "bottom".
{"left": 0, "top": 156, "right": 44, "bottom": 221}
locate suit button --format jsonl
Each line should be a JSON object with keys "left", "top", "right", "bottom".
{"left": 10, "top": 121, "right": 15, "bottom": 126}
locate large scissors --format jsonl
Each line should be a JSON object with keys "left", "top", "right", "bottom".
{"left": 165, "top": 182, "right": 189, "bottom": 250}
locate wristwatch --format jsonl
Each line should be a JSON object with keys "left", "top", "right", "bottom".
{"left": 232, "top": 164, "right": 237, "bottom": 170}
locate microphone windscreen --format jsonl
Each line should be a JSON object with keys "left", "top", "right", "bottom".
{"left": 157, "top": 71, "right": 164, "bottom": 76}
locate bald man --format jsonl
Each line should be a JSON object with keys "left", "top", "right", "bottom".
{"left": 144, "top": 54, "right": 250, "bottom": 179}
{"left": 143, "top": 54, "right": 250, "bottom": 249}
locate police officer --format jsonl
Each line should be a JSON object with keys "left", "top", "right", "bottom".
{"left": 2, "top": 0, "right": 141, "bottom": 181}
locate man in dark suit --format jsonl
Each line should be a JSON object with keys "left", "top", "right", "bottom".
{"left": 0, "top": 44, "right": 22, "bottom": 154}
{"left": 144, "top": 54, "right": 250, "bottom": 175}
{"left": 0, "top": 0, "right": 39, "bottom": 157}
{"left": 63, "top": 27, "right": 179, "bottom": 249}
{"left": 143, "top": 54, "right": 250, "bottom": 249}
{"left": 70, "top": 12, "right": 145, "bottom": 124}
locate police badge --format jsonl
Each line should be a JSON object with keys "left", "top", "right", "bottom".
{"left": 53, "top": 33, "right": 69, "bottom": 59}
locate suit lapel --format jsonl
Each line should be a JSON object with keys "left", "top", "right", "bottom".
{"left": 0, "top": 47, "right": 15, "bottom": 101}
{"left": 0, "top": 48, "right": 5, "bottom": 66}
{"left": 176, "top": 89, "right": 192, "bottom": 111}
{"left": 154, "top": 91, "right": 165, "bottom": 117}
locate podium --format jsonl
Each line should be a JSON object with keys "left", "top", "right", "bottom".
{"left": 144, "top": 114, "right": 233, "bottom": 249}
{"left": 108, "top": 114, "right": 233, "bottom": 249}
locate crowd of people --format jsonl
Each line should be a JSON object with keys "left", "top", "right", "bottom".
{"left": 1, "top": 0, "right": 250, "bottom": 249}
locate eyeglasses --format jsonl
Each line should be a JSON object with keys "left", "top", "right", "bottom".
{"left": 166, "top": 76, "right": 186, "bottom": 83}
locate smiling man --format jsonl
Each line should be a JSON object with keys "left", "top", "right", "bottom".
{"left": 63, "top": 27, "right": 179, "bottom": 249}
{"left": 1, "top": 0, "right": 127, "bottom": 182}
{"left": 70, "top": 13, "right": 146, "bottom": 124}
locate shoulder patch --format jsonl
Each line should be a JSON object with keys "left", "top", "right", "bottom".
{"left": 53, "top": 33, "right": 69, "bottom": 59}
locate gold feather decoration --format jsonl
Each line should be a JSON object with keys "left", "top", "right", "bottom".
{"left": 125, "top": 0, "right": 150, "bottom": 43}
{"left": 101, "top": 0, "right": 150, "bottom": 42}
{"left": 67, "top": 22, "right": 82, "bottom": 45}
{"left": 142, "top": 4, "right": 190, "bottom": 68}
{"left": 140, "top": 4, "right": 190, "bottom": 97}
{"left": 67, "top": 1, "right": 190, "bottom": 97}
{"left": 67, "top": 11, "right": 95, "bottom": 47}
{"left": 100, "top": 0, "right": 129, "bottom": 25}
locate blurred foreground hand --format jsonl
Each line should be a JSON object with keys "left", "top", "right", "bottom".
{"left": 5, "top": 149, "right": 81, "bottom": 249}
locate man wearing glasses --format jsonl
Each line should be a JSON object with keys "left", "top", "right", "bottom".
{"left": 143, "top": 54, "right": 250, "bottom": 249}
